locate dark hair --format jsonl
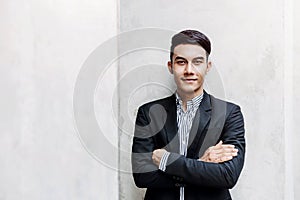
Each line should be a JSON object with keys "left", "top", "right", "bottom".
{"left": 170, "top": 30, "right": 211, "bottom": 61}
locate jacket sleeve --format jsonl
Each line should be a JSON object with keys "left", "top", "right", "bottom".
{"left": 164, "top": 104, "right": 245, "bottom": 189}
{"left": 132, "top": 106, "right": 176, "bottom": 188}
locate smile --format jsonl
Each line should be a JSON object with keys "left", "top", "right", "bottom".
{"left": 182, "top": 78, "right": 197, "bottom": 82}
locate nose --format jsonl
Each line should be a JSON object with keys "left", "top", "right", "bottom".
{"left": 185, "top": 62, "right": 194, "bottom": 74}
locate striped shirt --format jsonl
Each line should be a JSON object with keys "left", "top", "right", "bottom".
{"left": 159, "top": 92, "right": 203, "bottom": 200}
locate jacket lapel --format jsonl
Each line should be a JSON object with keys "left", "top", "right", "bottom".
{"left": 187, "top": 92, "right": 212, "bottom": 158}
{"left": 164, "top": 94, "right": 180, "bottom": 153}
{"left": 163, "top": 92, "right": 212, "bottom": 156}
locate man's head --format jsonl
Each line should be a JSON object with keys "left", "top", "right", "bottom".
{"left": 170, "top": 30, "right": 211, "bottom": 62}
{"left": 168, "top": 30, "right": 212, "bottom": 99}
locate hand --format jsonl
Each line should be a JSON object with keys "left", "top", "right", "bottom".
{"left": 152, "top": 149, "right": 167, "bottom": 167}
{"left": 199, "top": 141, "right": 238, "bottom": 163}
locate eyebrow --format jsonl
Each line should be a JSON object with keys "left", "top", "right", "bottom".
{"left": 174, "top": 56, "right": 205, "bottom": 61}
{"left": 192, "top": 57, "right": 205, "bottom": 60}
{"left": 174, "top": 56, "right": 187, "bottom": 61}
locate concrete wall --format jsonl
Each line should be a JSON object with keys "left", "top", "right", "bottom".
{"left": 119, "top": 0, "right": 298, "bottom": 200}
{"left": 0, "top": 0, "right": 299, "bottom": 199}
{"left": 293, "top": 0, "right": 300, "bottom": 199}
{"left": 0, "top": 0, "right": 118, "bottom": 199}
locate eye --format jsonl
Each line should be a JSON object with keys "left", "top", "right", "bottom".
{"left": 176, "top": 60, "right": 186, "bottom": 65}
{"left": 192, "top": 60, "right": 203, "bottom": 65}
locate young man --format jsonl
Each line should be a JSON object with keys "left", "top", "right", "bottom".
{"left": 132, "top": 30, "right": 245, "bottom": 200}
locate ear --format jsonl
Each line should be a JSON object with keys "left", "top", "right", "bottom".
{"left": 206, "top": 61, "right": 212, "bottom": 74}
{"left": 167, "top": 61, "right": 173, "bottom": 74}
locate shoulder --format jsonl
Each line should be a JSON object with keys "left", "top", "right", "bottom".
{"left": 135, "top": 94, "right": 175, "bottom": 123}
{"left": 208, "top": 93, "right": 242, "bottom": 115}
{"left": 138, "top": 94, "right": 175, "bottom": 111}
{"left": 207, "top": 93, "right": 244, "bottom": 128}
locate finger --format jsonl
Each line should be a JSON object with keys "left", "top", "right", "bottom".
{"left": 209, "top": 156, "right": 230, "bottom": 163}
{"left": 152, "top": 151, "right": 159, "bottom": 159}
{"left": 214, "top": 149, "right": 238, "bottom": 156}
{"left": 210, "top": 148, "right": 226, "bottom": 154}
{"left": 152, "top": 154, "right": 156, "bottom": 161}
{"left": 214, "top": 155, "right": 235, "bottom": 163}
{"left": 220, "top": 152, "right": 238, "bottom": 157}
{"left": 212, "top": 143, "right": 236, "bottom": 151}
{"left": 205, "top": 142, "right": 234, "bottom": 155}
{"left": 207, "top": 140, "right": 225, "bottom": 150}
{"left": 221, "top": 148, "right": 238, "bottom": 155}
{"left": 200, "top": 151, "right": 209, "bottom": 159}
{"left": 210, "top": 144, "right": 223, "bottom": 151}
{"left": 220, "top": 146, "right": 238, "bottom": 152}
{"left": 209, "top": 141, "right": 223, "bottom": 151}
{"left": 209, "top": 151, "right": 238, "bottom": 160}
{"left": 224, "top": 147, "right": 238, "bottom": 153}
{"left": 221, "top": 144, "right": 235, "bottom": 148}
{"left": 211, "top": 147, "right": 237, "bottom": 154}
{"left": 219, "top": 156, "right": 233, "bottom": 162}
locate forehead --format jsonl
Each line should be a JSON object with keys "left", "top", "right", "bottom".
{"left": 173, "top": 44, "right": 206, "bottom": 59}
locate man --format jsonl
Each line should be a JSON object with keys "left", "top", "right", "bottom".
{"left": 132, "top": 30, "right": 245, "bottom": 200}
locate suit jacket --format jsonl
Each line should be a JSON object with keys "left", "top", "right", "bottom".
{"left": 132, "top": 91, "right": 245, "bottom": 200}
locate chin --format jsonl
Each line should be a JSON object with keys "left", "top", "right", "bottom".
{"left": 178, "top": 84, "right": 201, "bottom": 94}
{"left": 180, "top": 88, "right": 197, "bottom": 95}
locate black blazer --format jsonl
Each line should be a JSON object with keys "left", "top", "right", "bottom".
{"left": 132, "top": 91, "right": 245, "bottom": 200}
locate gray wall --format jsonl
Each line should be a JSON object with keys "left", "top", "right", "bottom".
{"left": 0, "top": 0, "right": 118, "bottom": 199}
{"left": 0, "top": 0, "right": 299, "bottom": 199}
{"left": 294, "top": 0, "right": 300, "bottom": 199}
{"left": 119, "top": 0, "right": 298, "bottom": 200}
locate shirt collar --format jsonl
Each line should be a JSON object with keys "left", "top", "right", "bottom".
{"left": 176, "top": 92, "right": 204, "bottom": 112}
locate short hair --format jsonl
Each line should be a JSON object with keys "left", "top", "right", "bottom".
{"left": 170, "top": 30, "right": 211, "bottom": 61}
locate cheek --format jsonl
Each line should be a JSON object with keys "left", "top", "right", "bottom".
{"left": 173, "top": 73, "right": 181, "bottom": 81}
{"left": 196, "top": 66, "right": 206, "bottom": 73}
{"left": 172, "top": 72, "right": 182, "bottom": 83}
{"left": 196, "top": 67, "right": 207, "bottom": 76}
{"left": 173, "top": 67, "right": 184, "bottom": 75}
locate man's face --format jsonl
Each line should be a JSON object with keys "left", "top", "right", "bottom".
{"left": 168, "top": 44, "right": 211, "bottom": 98}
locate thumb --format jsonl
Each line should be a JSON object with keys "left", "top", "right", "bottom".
{"left": 216, "top": 140, "right": 223, "bottom": 146}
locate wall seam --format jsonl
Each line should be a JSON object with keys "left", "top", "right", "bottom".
{"left": 117, "top": 0, "right": 121, "bottom": 199}
{"left": 284, "top": 0, "right": 294, "bottom": 199}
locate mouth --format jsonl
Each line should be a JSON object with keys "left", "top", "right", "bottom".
{"left": 182, "top": 78, "right": 197, "bottom": 82}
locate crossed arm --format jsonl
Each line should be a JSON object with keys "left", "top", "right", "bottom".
{"left": 152, "top": 140, "right": 238, "bottom": 166}
{"left": 132, "top": 104, "right": 245, "bottom": 189}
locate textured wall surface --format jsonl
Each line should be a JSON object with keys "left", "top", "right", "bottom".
{"left": 293, "top": 0, "right": 300, "bottom": 199}
{"left": 118, "top": 0, "right": 297, "bottom": 200}
{"left": 0, "top": 0, "right": 118, "bottom": 199}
